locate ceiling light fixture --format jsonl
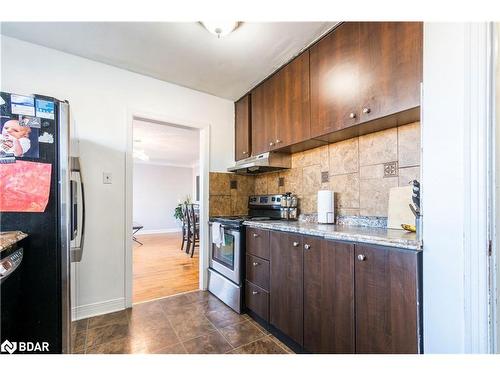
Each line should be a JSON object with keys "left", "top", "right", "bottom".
{"left": 200, "top": 21, "right": 239, "bottom": 38}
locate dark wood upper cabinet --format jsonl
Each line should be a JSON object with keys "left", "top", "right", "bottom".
{"left": 310, "top": 21, "right": 422, "bottom": 138}
{"left": 358, "top": 22, "right": 423, "bottom": 123}
{"left": 355, "top": 244, "right": 420, "bottom": 354}
{"left": 304, "top": 239, "right": 355, "bottom": 354}
{"left": 234, "top": 94, "right": 251, "bottom": 161}
{"left": 251, "top": 77, "right": 276, "bottom": 155}
{"left": 310, "top": 22, "right": 361, "bottom": 137}
{"left": 270, "top": 231, "right": 304, "bottom": 346}
{"left": 275, "top": 51, "right": 311, "bottom": 148}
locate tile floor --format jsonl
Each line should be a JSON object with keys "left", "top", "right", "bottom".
{"left": 71, "top": 290, "right": 293, "bottom": 354}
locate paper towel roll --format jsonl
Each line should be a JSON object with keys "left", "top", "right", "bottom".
{"left": 317, "top": 190, "right": 335, "bottom": 224}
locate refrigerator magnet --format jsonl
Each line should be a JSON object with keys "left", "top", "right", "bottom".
{"left": 38, "top": 132, "right": 54, "bottom": 144}
{"left": 20, "top": 115, "right": 41, "bottom": 129}
{"left": 10, "top": 94, "right": 35, "bottom": 116}
{"left": 35, "top": 99, "right": 55, "bottom": 120}
{"left": 1, "top": 117, "right": 40, "bottom": 159}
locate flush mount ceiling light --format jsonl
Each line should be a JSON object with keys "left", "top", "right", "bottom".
{"left": 200, "top": 21, "right": 240, "bottom": 38}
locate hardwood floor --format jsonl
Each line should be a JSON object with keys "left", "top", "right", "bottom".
{"left": 133, "top": 232, "right": 199, "bottom": 303}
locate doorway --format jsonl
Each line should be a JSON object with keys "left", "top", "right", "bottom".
{"left": 125, "top": 113, "right": 210, "bottom": 306}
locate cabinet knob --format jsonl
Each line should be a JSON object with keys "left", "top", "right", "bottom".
{"left": 252, "top": 291, "right": 259, "bottom": 295}
{"left": 362, "top": 107, "right": 371, "bottom": 114}
{"left": 357, "top": 254, "right": 366, "bottom": 261}
{"left": 252, "top": 233, "right": 259, "bottom": 238}
{"left": 292, "top": 241, "right": 300, "bottom": 247}
{"left": 242, "top": 151, "right": 247, "bottom": 154}
{"left": 275, "top": 139, "right": 281, "bottom": 144}
{"left": 269, "top": 142, "right": 274, "bottom": 146}
{"left": 304, "top": 244, "right": 311, "bottom": 250}
{"left": 252, "top": 262, "right": 260, "bottom": 267}
{"left": 349, "top": 112, "right": 356, "bottom": 119}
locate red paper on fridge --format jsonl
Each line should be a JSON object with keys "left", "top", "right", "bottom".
{"left": 0, "top": 161, "right": 52, "bottom": 212}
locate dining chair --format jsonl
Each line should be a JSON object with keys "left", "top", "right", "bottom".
{"left": 180, "top": 204, "right": 190, "bottom": 252}
{"left": 187, "top": 204, "right": 199, "bottom": 257}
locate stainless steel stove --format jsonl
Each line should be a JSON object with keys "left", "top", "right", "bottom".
{"left": 207, "top": 194, "right": 282, "bottom": 312}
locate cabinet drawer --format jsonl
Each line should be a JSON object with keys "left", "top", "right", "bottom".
{"left": 245, "top": 280, "right": 269, "bottom": 322}
{"left": 246, "top": 254, "right": 270, "bottom": 291}
{"left": 246, "top": 228, "right": 270, "bottom": 260}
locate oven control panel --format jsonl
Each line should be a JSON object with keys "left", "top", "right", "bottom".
{"left": 248, "top": 194, "right": 282, "bottom": 206}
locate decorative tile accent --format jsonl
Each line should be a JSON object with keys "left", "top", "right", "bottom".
{"left": 278, "top": 177, "right": 285, "bottom": 187}
{"left": 230, "top": 180, "right": 237, "bottom": 189}
{"left": 383, "top": 161, "right": 399, "bottom": 177}
{"left": 321, "top": 171, "right": 329, "bottom": 183}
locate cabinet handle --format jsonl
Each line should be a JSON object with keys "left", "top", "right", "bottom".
{"left": 252, "top": 291, "right": 259, "bottom": 295}
{"left": 349, "top": 112, "right": 356, "bottom": 119}
{"left": 292, "top": 241, "right": 299, "bottom": 247}
{"left": 252, "top": 262, "right": 260, "bottom": 267}
{"left": 269, "top": 142, "right": 274, "bottom": 146}
{"left": 357, "top": 254, "right": 366, "bottom": 261}
{"left": 362, "top": 107, "right": 371, "bottom": 114}
{"left": 252, "top": 233, "right": 259, "bottom": 238}
{"left": 304, "top": 244, "right": 311, "bottom": 250}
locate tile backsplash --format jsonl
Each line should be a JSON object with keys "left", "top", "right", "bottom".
{"left": 210, "top": 122, "right": 420, "bottom": 218}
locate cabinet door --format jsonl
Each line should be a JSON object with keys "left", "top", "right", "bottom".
{"left": 251, "top": 78, "right": 276, "bottom": 155}
{"left": 275, "top": 51, "right": 311, "bottom": 148}
{"left": 304, "top": 239, "right": 354, "bottom": 353}
{"left": 358, "top": 22, "right": 423, "bottom": 123}
{"left": 234, "top": 94, "right": 251, "bottom": 161}
{"left": 355, "top": 244, "right": 419, "bottom": 354}
{"left": 270, "top": 231, "right": 303, "bottom": 345}
{"left": 310, "top": 22, "right": 360, "bottom": 137}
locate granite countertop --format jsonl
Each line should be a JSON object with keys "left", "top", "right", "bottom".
{"left": 243, "top": 220, "right": 422, "bottom": 251}
{"left": 0, "top": 231, "right": 28, "bottom": 253}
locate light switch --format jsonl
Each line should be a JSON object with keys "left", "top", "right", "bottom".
{"left": 103, "top": 172, "right": 112, "bottom": 184}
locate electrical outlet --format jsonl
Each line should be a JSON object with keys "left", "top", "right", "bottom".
{"left": 278, "top": 177, "right": 285, "bottom": 187}
{"left": 103, "top": 172, "right": 112, "bottom": 184}
{"left": 321, "top": 171, "right": 329, "bottom": 183}
{"left": 230, "top": 180, "right": 237, "bottom": 189}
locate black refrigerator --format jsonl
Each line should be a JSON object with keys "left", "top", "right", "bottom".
{"left": 0, "top": 91, "right": 84, "bottom": 354}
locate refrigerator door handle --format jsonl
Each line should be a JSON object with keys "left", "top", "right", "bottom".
{"left": 70, "top": 169, "right": 85, "bottom": 262}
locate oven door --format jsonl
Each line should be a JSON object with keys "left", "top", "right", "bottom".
{"left": 209, "top": 224, "right": 241, "bottom": 284}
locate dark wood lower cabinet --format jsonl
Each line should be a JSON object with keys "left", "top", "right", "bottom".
{"left": 245, "top": 227, "right": 422, "bottom": 354}
{"left": 355, "top": 244, "right": 420, "bottom": 354}
{"left": 270, "top": 231, "right": 304, "bottom": 346}
{"left": 304, "top": 239, "right": 355, "bottom": 353}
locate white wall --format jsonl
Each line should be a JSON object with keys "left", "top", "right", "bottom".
{"left": 0, "top": 36, "right": 234, "bottom": 317}
{"left": 422, "top": 23, "right": 492, "bottom": 353}
{"left": 133, "top": 163, "right": 192, "bottom": 233}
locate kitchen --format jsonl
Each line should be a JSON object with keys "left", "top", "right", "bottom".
{"left": 0, "top": 8, "right": 499, "bottom": 367}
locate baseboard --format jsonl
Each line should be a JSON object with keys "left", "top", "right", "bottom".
{"left": 138, "top": 228, "right": 181, "bottom": 235}
{"left": 72, "top": 297, "right": 126, "bottom": 321}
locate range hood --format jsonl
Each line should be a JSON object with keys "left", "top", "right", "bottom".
{"left": 227, "top": 152, "right": 291, "bottom": 175}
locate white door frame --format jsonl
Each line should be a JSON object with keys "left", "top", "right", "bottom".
{"left": 124, "top": 109, "right": 210, "bottom": 308}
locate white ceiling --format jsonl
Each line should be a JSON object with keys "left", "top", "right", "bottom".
{"left": 133, "top": 118, "right": 199, "bottom": 168}
{"left": 0, "top": 22, "right": 336, "bottom": 100}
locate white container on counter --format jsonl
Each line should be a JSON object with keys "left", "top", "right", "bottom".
{"left": 317, "top": 190, "right": 335, "bottom": 224}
